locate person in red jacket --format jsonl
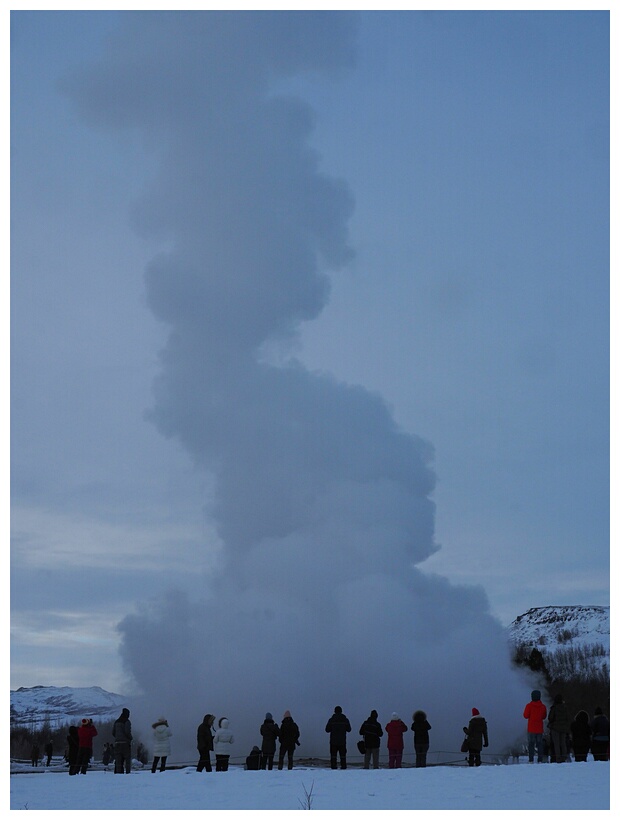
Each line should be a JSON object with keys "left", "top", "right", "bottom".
{"left": 523, "top": 690, "right": 547, "bottom": 763}
{"left": 77, "top": 718, "right": 98, "bottom": 775}
{"left": 385, "top": 713, "right": 408, "bottom": 769}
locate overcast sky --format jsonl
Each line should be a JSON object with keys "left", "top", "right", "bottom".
{"left": 10, "top": 8, "right": 609, "bottom": 721}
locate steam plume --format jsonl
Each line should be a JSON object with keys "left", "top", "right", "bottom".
{"left": 67, "top": 12, "right": 532, "bottom": 759}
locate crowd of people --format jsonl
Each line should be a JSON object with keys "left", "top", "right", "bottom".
{"left": 57, "top": 694, "right": 608, "bottom": 775}
{"left": 522, "top": 690, "right": 610, "bottom": 764}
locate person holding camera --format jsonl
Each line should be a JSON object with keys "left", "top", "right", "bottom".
{"left": 77, "top": 718, "right": 98, "bottom": 775}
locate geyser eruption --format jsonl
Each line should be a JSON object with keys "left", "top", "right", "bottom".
{"left": 68, "top": 12, "right": 531, "bottom": 760}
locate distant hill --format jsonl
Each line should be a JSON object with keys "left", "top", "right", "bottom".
{"left": 508, "top": 605, "right": 609, "bottom": 677}
{"left": 10, "top": 685, "right": 129, "bottom": 730}
{"left": 508, "top": 603, "right": 609, "bottom": 718}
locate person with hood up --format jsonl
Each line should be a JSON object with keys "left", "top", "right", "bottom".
{"left": 570, "top": 710, "right": 592, "bottom": 762}
{"left": 590, "top": 706, "right": 609, "bottom": 761}
{"left": 151, "top": 716, "right": 172, "bottom": 773}
{"left": 213, "top": 717, "right": 234, "bottom": 771}
{"left": 548, "top": 693, "right": 571, "bottom": 763}
{"left": 463, "top": 708, "right": 488, "bottom": 767}
{"left": 278, "top": 710, "right": 300, "bottom": 770}
{"left": 385, "top": 713, "right": 408, "bottom": 769}
{"left": 112, "top": 708, "right": 133, "bottom": 774}
{"left": 259, "top": 712, "right": 280, "bottom": 770}
{"left": 196, "top": 714, "right": 215, "bottom": 772}
{"left": 77, "top": 718, "right": 98, "bottom": 775}
{"left": 523, "top": 689, "right": 547, "bottom": 763}
{"left": 325, "top": 705, "right": 352, "bottom": 770}
{"left": 359, "top": 710, "right": 383, "bottom": 769}
{"left": 411, "top": 710, "right": 432, "bottom": 768}
{"left": 66, "top": 726, "right": 79, "bottom": 775}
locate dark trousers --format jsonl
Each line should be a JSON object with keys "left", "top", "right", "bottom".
{"left": 591, "top": 741, "right": 609, "bottom": 762}
{"left": 215, "top": 754, "right": 230, "bottom": 771}
{"left": 151, "top": 755, "right": 167, "bottom": 772}
{"left": 114, "top": 742, "right": 131, "bottom": 773}
{"left": 77, "top": 747, "right": 92, "bottom": 775}
{"left": 527, "top": 733, "right": 544, "bottom": 763}
{"left": 415, "top": 743, "right": 429, "bottom": 768}
{"left": 68, "top": 757, "right": 79, "bottom": 776}
{"left": 260, "top": 752, "right": 275, "bottom": 770}
{"left": 364, "top": 747, "right": 379, "bottom": 769}
{"left": 468, "top": 748, "right": 481, "bottom": 767}
{"left": 197, "top": 751, "right": 212, "bottom": 771}
{"left": 278, "top": 745, "right": 295, "bottom": 770}
{"left": 388, "top": 749, "right": 403, "bottom": 769}
{"left": 330, "top": 743, "right": 347, "bottom": 769}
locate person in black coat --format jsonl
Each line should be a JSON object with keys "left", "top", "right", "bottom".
{"left": 325, "top": 706, "right": 352, "bottom": 769}
{"left": 590, "top": 707, "right": 610, "bottom": 762}
{"left": 246, "top": 746, "right": 261, "bottom": 770}
{"left": 112, "top": 708, "right": 132, "bottom": 774}
{"left": 570, "top": 710, "right": 591, "bottom": 762}
{"left": 278, "top": 711, "right": 300, "bottom": 770}
{"left": 196, "top": 714, "right": 215, "bottom": 772}
{"left": 259, "top": 713, "right": 280, "bottom": 770}
{"left": 66, "top": 728, "right": 79, "bottom": 776}
{"left": 463, "top": 708, "right": 488, "bottom": 767}
{"left": 411, "top": 710, "right": 432, "bottom": 768}
{"left": 359, "top": 710, "right": 383, "bottom": 769}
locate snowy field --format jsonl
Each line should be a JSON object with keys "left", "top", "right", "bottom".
{"left": 9, "top": 760, "right": 610, "bottom": 812}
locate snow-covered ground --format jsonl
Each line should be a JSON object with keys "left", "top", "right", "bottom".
{"left": 9, "top": 759, "right": 610, "bottom": 811}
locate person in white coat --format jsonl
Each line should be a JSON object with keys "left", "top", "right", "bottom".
{"left": 151, "top": 717, "right": 172, "bottom": 773}
{"left": 213, "top": 717, "right": 234, "bottom": 771}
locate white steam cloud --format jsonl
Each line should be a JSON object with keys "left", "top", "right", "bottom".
{"left": 67, "top": 12, "right": 533, "bottom": 761}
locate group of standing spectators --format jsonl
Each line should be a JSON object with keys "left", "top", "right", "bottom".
{"left": 523, "top": 690, "right": 609, "bottom": 763}
{"left": 197, "top": 711, "right": 301, "bottom": 772}
{"left": 59, "top": 691, "right": 609, "bottom": 775}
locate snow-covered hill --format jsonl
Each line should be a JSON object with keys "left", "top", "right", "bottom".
{"left": 10, "top": 685, "right": 129, "bottom": 730}
{"left": 508, "top": 605, "right": 609, "bottom": 678}
{"left": 11, "top": 607, "right": 609, "bottom": 730}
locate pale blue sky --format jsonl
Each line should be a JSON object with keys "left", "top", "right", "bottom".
{"left": 10, "top": 10, "right": 609, "bottom": 699}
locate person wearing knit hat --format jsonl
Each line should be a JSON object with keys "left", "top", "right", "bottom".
{"left": 112, "top": 708, "right": 133, "bottom": 774}
{"left": 77, "top": 718, "right": 98, "bottom": 775}
{"left": 259, "top": 712, "right": 280, "bottom": 770}
{"left": 386, "top": 713, "right": 408, "bottom": 769}
{"left": 278, "top": 711, "right": 300, "bottom": 770}
{"left": 523, "top": 690, "right": 547, "bottom": 763}
{"left": 462, "top": 708, "right": 488, "bottom": 767}
{"left": 325, "top": 705, "right": 352, "bottom": 769}
{"left": 359, "top": 710, "right": 383, "bottom": 769}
